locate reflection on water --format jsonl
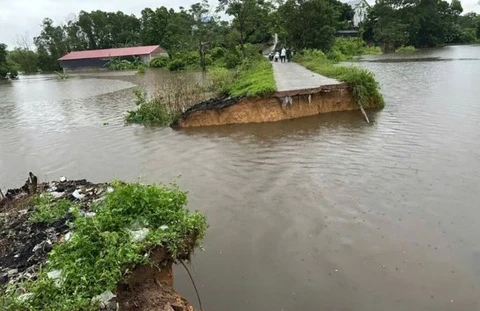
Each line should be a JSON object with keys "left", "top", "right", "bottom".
{"left": 1, "top": 46, "right": 480, "bottom": 311}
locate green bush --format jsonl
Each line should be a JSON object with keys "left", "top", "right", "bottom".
{"left": 296, "top": 50, "right": 385, "bottom": 109}
{"left": 2, "top": 182, "right": 207, "bottom": 311}
{"left": 209, "top": 47, "right": 226, "bottom": 60}
{"left": 167, "top": 59, "right": 186, "bottom": 71}
{"left": 207, "top": 67, "right": 234, "bottom": 95}
{"left": 182, "top": 51, "right": 200, "bottom": 66}
{"left": 136, "top": 64, "right": 146, "bottom": 74}
{"left": 327, "top": 48, "right": 347, "bottom": 62}
{"left": 125, "top": 88, "right": 179, "bottom": 125}
{"left": 150, "top": 56, "right": 170, "bottom": 68}
{"left": 395, "top": 45, "right": 417, "bottom": 53}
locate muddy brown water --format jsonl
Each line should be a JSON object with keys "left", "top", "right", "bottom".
{"left": 1, "top": 45, "right": 480, "bottom": 310}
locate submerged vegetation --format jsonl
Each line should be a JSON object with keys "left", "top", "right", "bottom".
{"left": 296, "top": 49, "right": 385, "bottom": 109}
{"left": 395, "top": 45, "right": 417, "bottom": 53}
{"left": 125, "top": 88, "right": 180, "bottom": 126}
{"left": 1, "top": 182, "right": 207, "bottom": 311}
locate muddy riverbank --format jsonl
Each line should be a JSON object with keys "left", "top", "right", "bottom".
{"left": 174, "top": 84, "right": 373, "bottom": 127}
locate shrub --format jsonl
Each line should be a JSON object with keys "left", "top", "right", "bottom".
{"left": 207, "top": 67, "right": 234, "bottom": 95}
{"left": 395, "top": 45, "right": 416, "bottom": 53}
{"left": 150, "top": 56, "right": 170, "bottom": 68}
{"left": 327, "top": 48, "right": 347, "bottom": 62}
{"left": 209, "top": 47, "right": 226, "bottom": 60}
{"left": 224, "top": 51, "right": 242, "bottom": 69}
{"left": 167, "top": 59, "right": 186, "bottom": 71}
{"left": 125, "top": 88, "right": 179, "bottom": 125}
{"left": 137, "top": 64, "right": 146, "bottom": 74}
{"left": 182, "top": 51, "right": 200, "bottom": 66}
{"left": 296, "top": 50, "right": 385, "bottom": 109}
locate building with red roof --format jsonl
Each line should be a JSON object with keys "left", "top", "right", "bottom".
{"left": 58, "top": 45, "right": 168, "bottom": 72}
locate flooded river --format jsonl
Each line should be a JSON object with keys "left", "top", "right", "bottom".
{"left": 1, "top": 45, "right": 480, "bottom": 311}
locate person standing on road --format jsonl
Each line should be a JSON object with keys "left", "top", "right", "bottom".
{"left": 286, "top": 48, "right": 292, "bottom": 62}
{"left": 280, "top": 47, "right": 286, "bottom": 63}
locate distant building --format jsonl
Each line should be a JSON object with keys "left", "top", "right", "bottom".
{"left": 348, "top": 0, "right": 370, "bottom": 27}
{"left": 335, "top": 30, "right": 360, "bottom": 38}
{"left": 58, "top": 45, "right": 168, "bottom": 72}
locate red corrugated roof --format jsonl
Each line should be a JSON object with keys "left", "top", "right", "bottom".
{"left": 58, "top": 45, "right": 166, "bottom": 61}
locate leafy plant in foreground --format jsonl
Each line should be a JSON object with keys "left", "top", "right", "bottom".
{"left": 2, "top": 182, "right": 207, "bottom": 311}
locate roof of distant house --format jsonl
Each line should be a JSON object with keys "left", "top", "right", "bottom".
{"left": 58, "top": 45, "right": 166, "bottom": 61}
{"left": 347, "top": 0, "right": 371, "bottom": 8}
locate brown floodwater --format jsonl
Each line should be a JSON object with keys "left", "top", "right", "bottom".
{"left": 1, "top": 45, "right": 480, "bottom": 311}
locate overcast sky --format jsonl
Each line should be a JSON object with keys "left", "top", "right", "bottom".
{"left": 0, "top": 0, "right": 479, "bottom": 49}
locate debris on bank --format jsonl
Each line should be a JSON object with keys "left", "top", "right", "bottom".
{"left": 0, "top": 173, "right": 206, "bottom": 311}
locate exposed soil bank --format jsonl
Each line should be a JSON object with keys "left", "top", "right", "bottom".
{"left": 0, "top": 174, "right": 197, "bottom": 311}
{"left": 174, "top": 84, "right": 375, "bottom": 128}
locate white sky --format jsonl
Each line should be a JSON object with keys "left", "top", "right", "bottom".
{"left": 0, "top": 0, "right": 479, "bottom": 49}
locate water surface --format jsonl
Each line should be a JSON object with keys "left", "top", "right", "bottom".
{"left": 1, "top": 45, "right": 480, "bottom": 311}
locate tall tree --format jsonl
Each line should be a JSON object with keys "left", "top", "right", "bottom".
{"left": 278, "top": 0, "right": 340, "bottom": 51}
{"left": 217, "top": 0, "right": 268, "bottom": 58}
{"left": 190, "top": 1, "right": 212, "bottom": 71}
{"left": 34, "top": 18, "right": 69, "bottom": 71}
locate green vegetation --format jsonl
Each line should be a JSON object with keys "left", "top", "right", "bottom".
{"left": 0, "top": 44, "right": 18, "bottom": 79}
{"left": 363, "top": 0, "right": 480, "bottom": 50}
{"left": 29, "top": 195, "right": 78, "bottom": 224}
{"left": 2, "top": 182, "right": 207, "bottom": 311}
{"left": 395, "top": 45, "right": 417, "bottom": 53}
{"left": 107, "top": 57, "right": 143, "bottom": 71}
{"left": 296, "top": 50, "right": 385, "bottom": 109}
{"left": 3, "top": 0, "right": 480, "bottom": 74}
{"left": 125, "top": 88, "right": 179, "bottom": 125}
{"left": 224, "top": 56, "right": 276, "bottom": 97}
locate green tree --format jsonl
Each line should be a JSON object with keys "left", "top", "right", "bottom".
{"left": 278, "top": 0, "right": 340, "bottom": 52}
{"left": 217, "top": 0, "right": 270, "bottom": 58}
{"left": 34, "top": 18, "right": 68, "bottom": 71}
{"left": 0, "top": 44, "right": 18, "bottom": 79}
{"left": 7, "top": 48, "right": 39, "bottom": 73}
{"left": 190, "top": 1, "right": 212, "bottom": 71}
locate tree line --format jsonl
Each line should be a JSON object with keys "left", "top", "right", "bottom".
{"left": 1, "top": 0, "right": 479, "bottom": 77}
{"left": 363, "top": 0, "right": 480, "bottom": 50}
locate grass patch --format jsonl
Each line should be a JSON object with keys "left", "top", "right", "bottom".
{"left": 296, "top": 50, "right": 385, "bottom": 109}
{"left": 29, "top": 195, "right": 78, "bottom": 224}
{"left": 224, "top": 56, "right": 276, "bottom": 97}
{"left": 2, "top": 182, "right": 207, "bottom": 311}
{"left": 395, "top": 45, "right": 417, "bottom": 53}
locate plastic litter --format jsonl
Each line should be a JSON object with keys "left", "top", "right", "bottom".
{"left": 72, "top": 189, "right": 85, "bottom": 200}
{"left": 130, "top": 228, "right": 149, "bottom": 242}
{"left": 92, "top": 290, "right": 116, "bottom": 304}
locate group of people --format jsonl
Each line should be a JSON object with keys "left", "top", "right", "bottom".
{"left": 269, "top": 47, "right": 293, "bottom": 63}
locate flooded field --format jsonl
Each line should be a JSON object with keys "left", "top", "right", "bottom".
{"left": 1, "top": 45, "right": 480, "bottom": 311}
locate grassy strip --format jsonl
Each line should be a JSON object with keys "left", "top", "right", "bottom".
{"left": 296, "top": 50, "right": 385, "bottom": 109}
{"left": 2, "top": 182, "right": 207, "bottom": 311}
{"left": 223, "top": 56, "right": 276, "bottom": 97}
